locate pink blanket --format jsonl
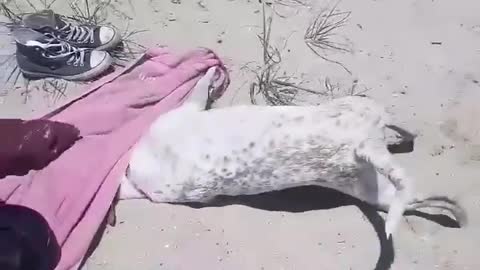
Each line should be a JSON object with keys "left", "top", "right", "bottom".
{"left": 0, "top": 47, "right": 229, "bottom": 270}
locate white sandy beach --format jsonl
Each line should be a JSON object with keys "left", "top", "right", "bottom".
{"left": 1, "top": 0, "right": 480, "bottom": 269}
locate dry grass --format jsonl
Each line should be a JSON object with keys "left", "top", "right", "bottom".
{"left": 275, "top": 0, "right": 308, "bottom": 6}
{"left": 67, "top": 0, "right": 132, "bottom": 25}
{"left": 304, "top": 1, "right": 352, "bottom": 74}
{"left": 0, "top": 2, "right": 24, "bottom": 27}
{"left": 25, "top": 0, "right": 58, "bottom": 11}
{"left": 271, "top": 0, "right": 309, "bottom": 19}
{"left": 248, "top": 2, "right": 368, "bottom": 105}
{"left": 110, "top": 22, "right": 147, "bottom": 67}
{"left": 323, "top": 77, "right": 371, "bottom": 98}
{"left": 68, "top": 0, "right": 109, "bottom": 25}
{"left": 249, "top": 3, "right": 327, "bottom": 106}
{"left": 249, "top": 3, "right": 293, "bottom": 105}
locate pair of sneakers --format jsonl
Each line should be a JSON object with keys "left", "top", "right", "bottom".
{"left": 13, "top": 9, "right": 121, "bottom": 81}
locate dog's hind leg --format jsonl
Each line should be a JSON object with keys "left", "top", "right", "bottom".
{"left": 355, "top": 138, "right": 414, "bottom": 239}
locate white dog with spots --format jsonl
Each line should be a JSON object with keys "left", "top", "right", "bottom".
{"left": 119, "top": 67, "right": 466, "bottom": 239}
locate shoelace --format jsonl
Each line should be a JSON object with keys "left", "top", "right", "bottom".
{"left": 41, "top": 35, "right": 86, "bottom": 66}
{"left": 57, "top": 23, "right": 95, "bottom": 44}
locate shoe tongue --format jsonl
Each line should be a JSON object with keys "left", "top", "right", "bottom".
{"left": 53, "top": 14, "right": 67, "bottom": 29}
{"left": 12, "top": 28, "right": 50, "bottom": 45}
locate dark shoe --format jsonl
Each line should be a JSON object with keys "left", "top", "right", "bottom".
{"left": 22, "top": 9, "right": 121, "bottom": 51}
{"left": 13, "top": 28, "right": 113, "bottom": 81}
{"left": 0, "top": 118, "right": 81, "bottom": 179}
{"left": 0, "top": 204, "right": 60, "bottom": 270}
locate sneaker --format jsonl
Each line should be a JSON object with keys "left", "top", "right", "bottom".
{"left": 13, "top": 28, "right": 113, "bottom": 81}
{"left": 22, "top": 9, "right": 121, "bottom": 51}
{"left": 0, "top": 205, "right": 60, "bottom": 270}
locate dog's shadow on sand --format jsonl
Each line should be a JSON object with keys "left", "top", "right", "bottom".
{"left": 181, "top": 186, "right": 461, "bottom": 270}
{"left": 83, "top": 186, "right": 460, "bottom": 270}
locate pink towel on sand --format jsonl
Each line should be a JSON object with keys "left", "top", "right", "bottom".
{"left": 0, "top": 47, "right": 229, "bottom": 270}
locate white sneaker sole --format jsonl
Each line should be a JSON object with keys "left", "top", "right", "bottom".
{"left": 20, "top": 54, "right": 113, "bottom": 81}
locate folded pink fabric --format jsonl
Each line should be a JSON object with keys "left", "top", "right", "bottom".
{"left": 0, "top": 47, "right": 229, "bottom": 270}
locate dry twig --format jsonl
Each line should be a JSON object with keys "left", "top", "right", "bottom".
{"left": 67, "top": 0, "right": 110, "bottom": 25}
{"left": 0, "top": 3, "right": 23, "bottom": 26}
{"left": 249, "top": 3, "right": 326, "bottom": 106}
{"left": 110, "top": 24, "right": 147, "bottom": 67}
{"left": 275, "top": 0, "right": 308, "bottom": 6}
{"left": 304, "top": 1, "right": 352, "bottom": 74}
{"left": 271, "top": 0, "right": 309, "bottom": 18}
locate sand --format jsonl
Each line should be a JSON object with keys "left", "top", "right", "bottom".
{"left": 1, "top": 0, "right": 480, "bottom": 269}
